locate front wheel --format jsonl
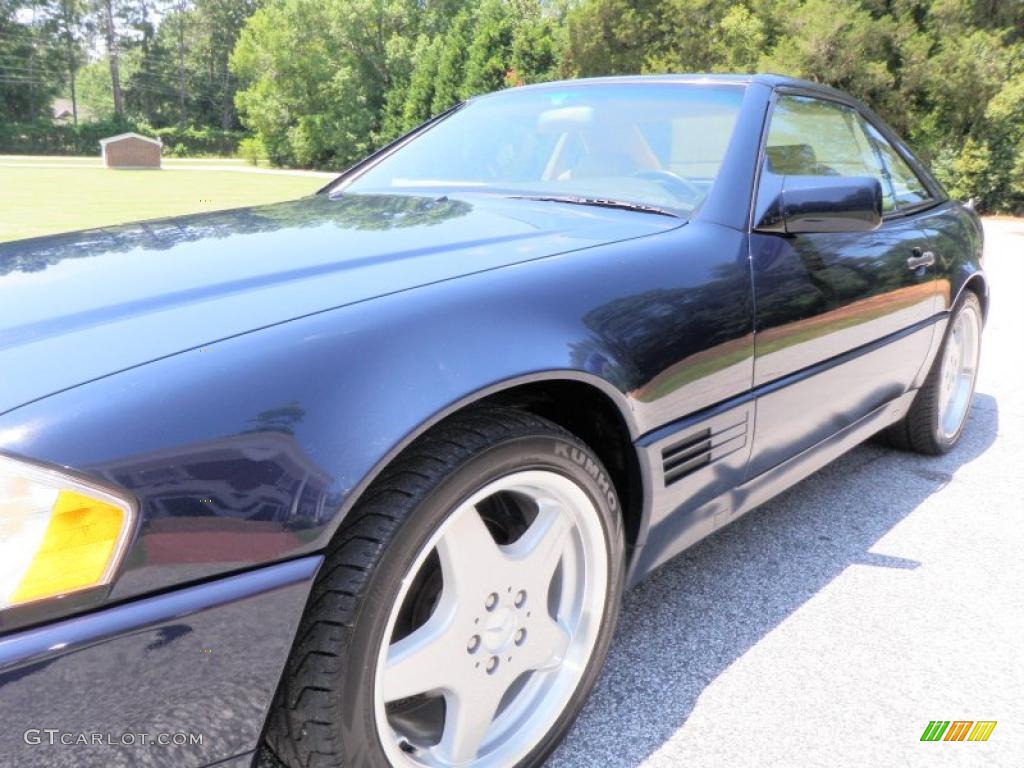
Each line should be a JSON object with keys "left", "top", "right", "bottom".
{"left": 265, "top": 407, "right": 625, "bottom": 768}
{"left": 886, "top": 291, "right": 983, "bottom": 454}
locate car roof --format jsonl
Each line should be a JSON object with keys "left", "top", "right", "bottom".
{"left": 482, "top": 73, "right": 860, "bottom": 104}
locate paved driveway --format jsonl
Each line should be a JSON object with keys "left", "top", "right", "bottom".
{"left": 548, "top": 217, "right": 1024, "bottom": 766}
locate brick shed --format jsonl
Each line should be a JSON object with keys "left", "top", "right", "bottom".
{"left": 100, "top": 132, "right": 162, "bottom": 169}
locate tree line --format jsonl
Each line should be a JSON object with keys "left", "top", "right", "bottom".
{"left": 1, "top": 0, "right": 255, "bottom": 128}
{"left": 2, "top": 0, "right": 1023, "bottom": 212}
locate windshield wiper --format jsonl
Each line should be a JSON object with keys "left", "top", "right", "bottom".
{"left": 507, "top": 194, "right": 680, "bottom": 218}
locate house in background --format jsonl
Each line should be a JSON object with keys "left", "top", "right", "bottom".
{"left": 51, "top": 98, "right": 96, "bottom": 124}
{"left": 100, "top": 132, "right": 162, "bottom": 169}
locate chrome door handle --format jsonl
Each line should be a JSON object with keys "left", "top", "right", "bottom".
{"left": 907, "top": 249, "right": 935, "bottom": 270}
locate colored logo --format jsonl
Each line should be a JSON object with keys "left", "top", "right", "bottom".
{"left": 920, "top": 721, "right": 997, "bottom": 742}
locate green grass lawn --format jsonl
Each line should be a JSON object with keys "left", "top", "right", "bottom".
{"left": 0, "top": 156, "right": 332, "bottom": 242}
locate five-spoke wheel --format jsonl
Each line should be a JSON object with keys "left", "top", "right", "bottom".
{"left": 885, "top": 291, "right": 983, "bottom": 454}
{"left": 375, "top": 471, "right": 608, "bottom": 766}
{"left": 265, "top": 408, "right": 624, "bottom": 768}
{"left": 936, "top": 298, "right": 981, "bottom": 442}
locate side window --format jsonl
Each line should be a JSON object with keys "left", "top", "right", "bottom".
{"left": 764, "top": 94, "right": 896, "bottom": 211}
{"left": 859, "top": 119, "right": 933, "bottom": 210}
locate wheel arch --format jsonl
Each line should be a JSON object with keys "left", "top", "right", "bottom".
{"left": 958, "top": 270, "right": 990, "bottom": 323}
{"left": 332, "top": 371, "right": 648, "bottom": 565}
{"left": 478, "top": 379, "right": 646, "bottom": 558}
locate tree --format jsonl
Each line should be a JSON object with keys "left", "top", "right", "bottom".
{"left": 432, "top": 10, "right": 472, "bottom": 112}
{"left": 97, "top": 0, "right": 124, "bottom": 115}
{"left": 232, "top": 0, "right": 421, "bottom": 167}
{"left": 509, "top": 0, "right": 564, "bottom": 85}
{"left": 39, "top": 0, "right": 89, "bottom": 125}
{"left": 103, "top": 0, "right": 258, "bottom": 129}
{"left": 387, "top": 34, "right": 443, "bottom": 137}
{"left": 81, "top": 0, "right": 154, "bottom": 121}
{"left": 77, "top": 46, "right": 142, "bottom": 120}
{"left": 711, "top": 4, "right": 766, "bottom": 73}
{"left": 563, "top": 0, "right": 661, "bottom": 76}
{"left": 0, "top": 1, "right": 64, "bottom": 122}
{"left": 759, "top": 0, "right": 896, "bottom": 108}
{"left": 194, "top": 0, "right": 262, "bottom": 128}
{"left": 174, "top": 0, "right": 188, "bottom": 126}
{"left": 461, "top": 0, "right": 515, "bottom": 97}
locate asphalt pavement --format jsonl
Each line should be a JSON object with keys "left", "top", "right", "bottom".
{"left": 547, "top": 217, "right": 1024, "bottom": 767}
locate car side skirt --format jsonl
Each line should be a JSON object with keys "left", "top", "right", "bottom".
{"left": 626, "top": 314, "right": 949, "bottom": 586}
{"left": 627, "top": 387, "right": 917, "bottom": 586}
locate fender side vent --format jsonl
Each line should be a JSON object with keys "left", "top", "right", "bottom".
{"left": 662, "top": 428, "right": 712, "bottom": 486}
{"left": 661, "top": 417, "right": 748, "bottom": 487}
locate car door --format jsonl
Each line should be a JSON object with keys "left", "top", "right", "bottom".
{"left": 858, "top": 115, "right": 963, "bottom": 319}
{"left": 746, "top": 92, "right": 940, "bottom": 477}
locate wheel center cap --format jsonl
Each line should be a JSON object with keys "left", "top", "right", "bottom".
{"left": 482, "top": 606, "right": 517, "bottom": 652}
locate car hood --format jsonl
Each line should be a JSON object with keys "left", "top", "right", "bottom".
{"left": 0, "top": 192, "right": 678, "bottom": 414}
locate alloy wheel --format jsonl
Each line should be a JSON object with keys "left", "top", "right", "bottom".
{"left": 373, "top": 469, "right": 609, "bottom": 767}
{"left": 937, "top": 301, "right": 981, "bottom": 441}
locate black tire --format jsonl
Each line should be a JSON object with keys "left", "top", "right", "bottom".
{"left": 884, "top": 291, "right": 982, "bottom": 455}
{"left": 264, "top": 406, "right": 625, "bottom": 768}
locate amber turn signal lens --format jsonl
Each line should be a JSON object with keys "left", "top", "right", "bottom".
{"left": 0, "top": 456, "right": 135, "bottom": 610}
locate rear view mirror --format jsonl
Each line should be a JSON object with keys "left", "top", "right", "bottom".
{"left": 755, "top": 175, "right": 883, "bottom": 235}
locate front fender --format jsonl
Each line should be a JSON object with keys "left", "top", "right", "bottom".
{"left": 0, "top": 244, "right": 647, "bottom": 628}
{"left": 0, "top": 218, "right": 755, "bottom": 630}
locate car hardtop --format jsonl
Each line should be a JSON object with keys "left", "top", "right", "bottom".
{"left": 471, "top": 72, "right": 866, "bottom": 106}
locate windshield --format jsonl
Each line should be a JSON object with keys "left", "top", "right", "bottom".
{"left": 340, "top": 82, "right": 746, "bottom": 217}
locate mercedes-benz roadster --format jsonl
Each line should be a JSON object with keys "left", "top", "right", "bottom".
{"left": 0, "top": 75, "right": 986, "bottom": 768}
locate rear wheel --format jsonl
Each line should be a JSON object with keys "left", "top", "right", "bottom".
{"left": 885, "top": 292, "right": 982, "bottom": 454}
{"left": 265, "top": 407, "right": 625, "bottom": 768}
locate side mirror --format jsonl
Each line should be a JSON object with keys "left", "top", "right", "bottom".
{"left": 755, "top": 175, "right": 883, "bottom": 235}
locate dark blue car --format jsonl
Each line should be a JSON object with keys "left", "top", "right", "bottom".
{"left": 0, "top": 75, "right": 986, "bottom": 768}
